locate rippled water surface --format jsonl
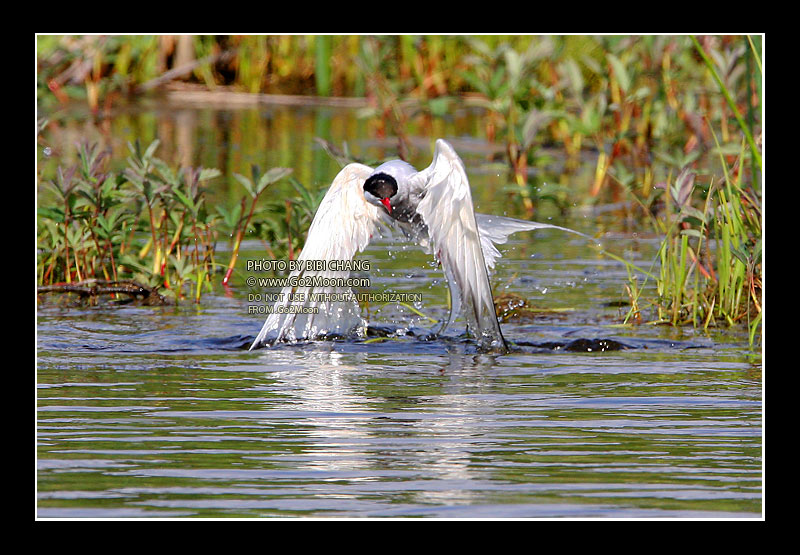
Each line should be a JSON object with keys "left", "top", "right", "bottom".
{"left": 37, "top": 101, "right": 762, "bottom": 519}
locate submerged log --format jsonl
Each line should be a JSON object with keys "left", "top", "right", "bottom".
{"left": 37, "top": 279, "right": 171, "bottom": 306}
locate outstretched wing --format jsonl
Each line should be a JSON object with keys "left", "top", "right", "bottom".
{"left": 413, "top": 139, "right": 507, "bottom": 351}
{"left": 250, "top": 163, "right": 381, "bottom": 349}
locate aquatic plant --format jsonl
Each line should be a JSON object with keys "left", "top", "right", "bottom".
{"left": 36, "top": 137, "right": 347, "bottom": 305}
{"left": 38, "top": 139, "right": 222, "bottom": 303}
{"left": 460, "top": 36, "right": 558, "bottom": 213}
{"left": 621, "top": 36, "right": 762, "bottom": 345}
{"left": 223, "top": 164, "right": 293, "bottom": 286}
{"left": 354, "top": 36, "right": 414, "bottom": 160}
{"left": 36, "top": 36, "right": 759, "bottom": 187}
{"left": 622, "top": 131, "right": 761, "bottom": 344}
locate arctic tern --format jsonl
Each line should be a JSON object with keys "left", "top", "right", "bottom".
{"left": 250, "top": 138, "right": 586, "bottom": 352}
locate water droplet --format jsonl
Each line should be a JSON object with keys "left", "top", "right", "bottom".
{"left": 43, "top": 147, "right": 52, "bottom": 157}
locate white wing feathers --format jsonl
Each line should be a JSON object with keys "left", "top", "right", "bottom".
{"left": 475, "top": 214, "right": 593, "bottom": 271}
{"left": 249, "top": 163, "right": 381, "bottom": 349}
{"left": 250, "top": 138, "right": 591, "bottom": 351}
{"left": 413, "top": 139, "right": 507, "bottom": 350}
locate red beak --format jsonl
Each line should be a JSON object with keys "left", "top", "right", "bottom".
{"left": 380, "top": 197, "right": 392, "bottom": 214}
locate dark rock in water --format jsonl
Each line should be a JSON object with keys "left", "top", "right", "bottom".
{"left": 366, "top": 324, "right": 402, "bottom": 337}
{"left": 517, "top": 337, "right": 631, "bottom": 352}
{"left": 366, "top": 324, "right": 431, "bottom": 339}
{"left": 562, "top": 338, "right": 630, "bottom": 352}
{"left": 222, "top": 335, "right": 258, "bottom": 350}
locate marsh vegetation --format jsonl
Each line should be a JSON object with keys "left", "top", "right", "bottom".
{"left": 36, "top": 34, "right": 762, "bottom": 345}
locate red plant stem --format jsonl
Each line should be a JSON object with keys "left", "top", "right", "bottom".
{"left": 63, "top": 218, "right": 72, "bottom": 283}
{"left": 223, "top": 196, "right": 259, "bottom": 286}
{"left": 285, "top": 200, "right": 294, "bottom": 260}
{"left": 145, "top": 203, "right": 159, "bottom": 271}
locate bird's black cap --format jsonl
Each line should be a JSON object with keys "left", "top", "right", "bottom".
{"left": 363, "top": 173, "right": 398, "bottom": 200}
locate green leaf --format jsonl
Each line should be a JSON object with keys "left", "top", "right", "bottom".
{"left": 38, "top": 206, "right": 65, "bottom": 223}
{"left": 143, "top": 139, "right": 161, "bottom": 161}
{"left": 503, "top": 49, "right": 521, "bottom": 88}
{"left": 233, "top": 173, "right": 255, "bottom": 197}
{"left": 119, "top": 254, "right": 153, "bottom": 275}
{"left": 521, "top": 109, "right": 552, "bottom": 150}
{"left": 256, "top": 167, "right": 293, "bottom": 195}
{"left": 199, "top": 168, "right": 221, "bottom": 182}
{"left": 681, "top": 206, "right": 707, "bottom": 223}
{"left": 74, "top": 188, "right": 97, "bottom": 206}
{"left": 170, "top": 254, "right": 195, "bottom": 280}
{"left": 607, "top": 53, "right": 631, "bottom": 93}
{"left": 142, "top": 179, "right": 153, "bottom": 202}
{"left": 680, "top": 228, "right": 703, "bottom": 239}
{"left": 730, "top": 244, "right": 750, "bottom": 265}
{"left": 129, "top": 139, "right": 141, "bottom": 160}
{"left": 672, "top": 167, "right": 696, "bottom": 208}
{"left": 629, "top": 86, "right": 651, "bottom": 101}
{"left": 250, "top": 164, "right": 262, "bottom": 186}
{"left": 489, "top": 66, "right": 506, "bottom": 96}
{"left": 172, "top": 187, "right": 195, "bottom": 212}
{"left": 216, "top": 205, "right": 242, "bottom": 231}
{"left": 96, "top": 214, "right": 110, "bottom": 235}
{"left": 153, "top": 158, "right": 178, "bottom": 185}
{"left": 39, "top": 218, "right": 62, "bottom": 243}
{"left": 562, "top": 58, "right": 583, "bottom": 96}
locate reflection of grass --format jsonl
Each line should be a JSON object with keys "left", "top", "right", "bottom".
{"left": 394, "top": 301, "right": 439, "bottom": 324}
{"left": 363, "top": 336, "right": 402, "bottom": 344}
{"left": 494, "top": 292, "right": 575, "bottom": 322}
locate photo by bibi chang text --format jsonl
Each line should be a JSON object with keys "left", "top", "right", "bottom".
{"left": 246, "top": 259, "right": 371, "bottom": 272}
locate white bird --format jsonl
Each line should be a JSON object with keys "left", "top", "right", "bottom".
{"left": 250, "top": 139, "right": 585, "bottom": 353}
